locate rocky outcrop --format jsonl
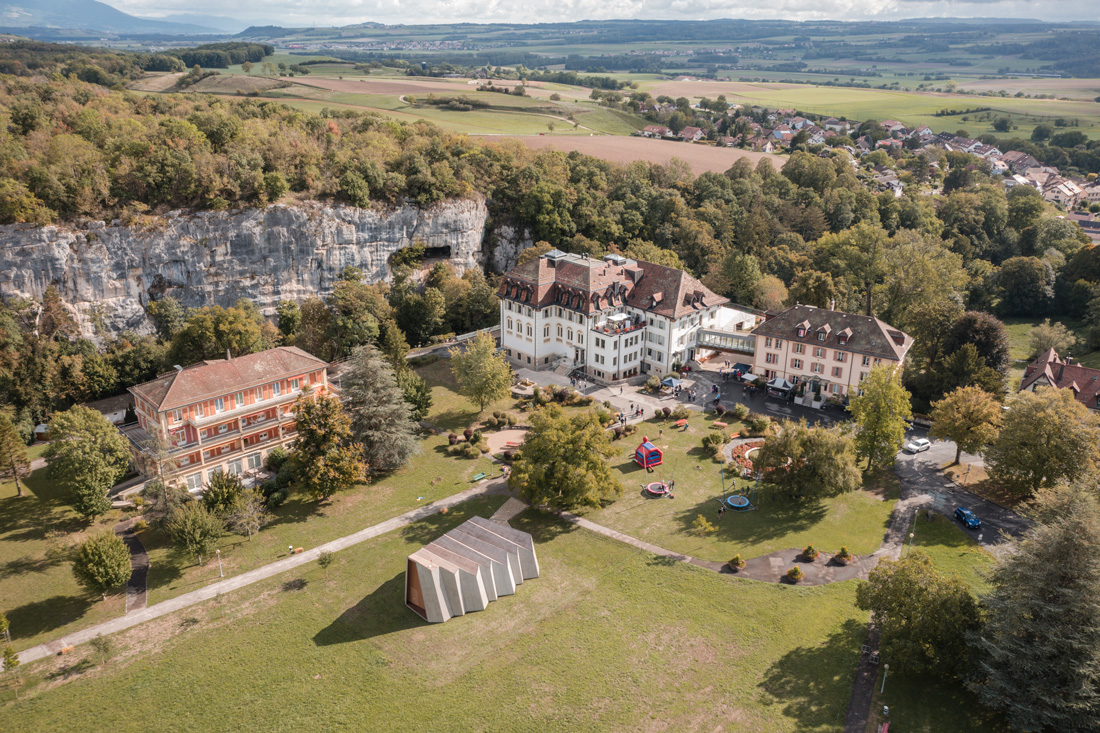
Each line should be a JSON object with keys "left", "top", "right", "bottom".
{"left": 488, "top": 224, "right": 535, "bottom": 274}
{"left": 0, "top": 199, "right": 489, "bottom": 338}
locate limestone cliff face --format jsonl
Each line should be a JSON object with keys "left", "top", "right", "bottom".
{"left": 0, "top": 199, "right": 490, "bottom": 338}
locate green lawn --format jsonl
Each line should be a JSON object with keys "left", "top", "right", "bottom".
{"left": 1001, "top": 316, "right": 1087, "bottom": 390}
{"left": 2, "top": 499, "right": 868, "bottom": 732}
{"left": 861, "top": 512, "right": 1003, "bottom": 732}
{"left": 0, "top": 464, "right": 132, "bottom": 653}
{"left": 582, "top": 413, "right": 899, "bottom": 562}
{"left": 0, "top": 361, "right": 509, "bottom": 652}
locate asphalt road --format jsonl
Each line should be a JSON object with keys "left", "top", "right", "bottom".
{"left": 894, "top": 430, "right": 1030, "bottom": 551}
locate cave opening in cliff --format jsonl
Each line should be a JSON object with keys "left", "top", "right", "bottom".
{"left": 423, "top": 245, "right": 452, "bottom": 259}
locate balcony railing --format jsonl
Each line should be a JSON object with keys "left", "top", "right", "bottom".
{"left": 185, "top": 388, "right": 305, "bottom": 427}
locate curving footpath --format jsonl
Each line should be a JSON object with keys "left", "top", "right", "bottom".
{"left": 113, "top": 517, "right": 149, "bottom": 613}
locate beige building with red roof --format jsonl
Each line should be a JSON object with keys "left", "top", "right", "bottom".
{"left": 1020, "top": 349, "right": 1100, "bottom": 411}
{"left": 124, "top": 346, "right": 330, "bottom": 490}
{"left": 498, "top": 250, "right": 727, "bottom": 382}
{"left": 750, "top": 305, "right": 912, "bottom": 398}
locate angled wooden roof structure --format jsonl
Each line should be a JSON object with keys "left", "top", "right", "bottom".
{"left": 406, "top": 516, "right": 539, "bottom": 624}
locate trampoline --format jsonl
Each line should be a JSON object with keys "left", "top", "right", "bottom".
{"left": 644, "top": 481, "right": 670, "bottom": 497}
{"left": 725, "top": 494, "right": 751, "bottom": 509}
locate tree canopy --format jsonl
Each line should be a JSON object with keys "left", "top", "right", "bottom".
{"left": 753, "top": 419, "right": 861, "bottom": 501}
{"left": 849, "top": 366, "right": 913, "bottom": 471}
{"left": 44, "top": 405, "right": 132, "bottom": 519}
{"left": 449, "top": 331, "right": 512, "bottom": 413}
{"left": 509, "top": 404, "right": 623, "bottom": 510}
{"left": 341, "top": 344, "right": 419, "bottom": 471}
{"left": 929, "top": 385, "right": 1002, "bottom": 465}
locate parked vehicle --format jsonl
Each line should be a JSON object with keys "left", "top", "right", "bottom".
{"left": 954, "top": 507, "right": 981, "bottom": 530}
{"left": 904, "top": 438, "right": 931, "bottom": 453}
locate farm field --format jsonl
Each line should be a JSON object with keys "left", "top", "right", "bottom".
{"left": 498, "top": 134, "right": 785, "bottom": 174}
{"left": 1, "top": 498, "right": 872, "bottom": 732}
{"left": 579, "top": 412, "right": 897, "bottom": 562}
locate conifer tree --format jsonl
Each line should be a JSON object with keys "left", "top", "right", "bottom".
{"left": 341, "top": 344, "right": 419, "bottom": 471}
{"left": 0, "top": 413, "right": 29, "bottom": 497}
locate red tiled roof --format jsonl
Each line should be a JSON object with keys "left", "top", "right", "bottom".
{"left": 1020, "top": 349, "right": 1100, "bottom": 410}
{"left": 129, "top": 346, "right": 327, "bottom": 412}
{"left": 751, "top": 305, "right": 912, "bottom": 361}
{"left": 498, "top": 253, "right": 727, "bottom": 319}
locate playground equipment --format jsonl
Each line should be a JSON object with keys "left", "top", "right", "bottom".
{"left": 643, "top": 481, "right": 670, "bottom": 497}
{"left": 634, "top": 437, "right": 663, "bottom": 469}
{"left": 722, "top": 465, "right": 758, "bottom": 511}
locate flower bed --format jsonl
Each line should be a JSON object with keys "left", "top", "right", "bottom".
{"left": 728, "top": 440, "right": 765, "bottom": 472}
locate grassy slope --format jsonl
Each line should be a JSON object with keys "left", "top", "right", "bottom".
{"left": 2, "top": 501, "right": 867, "bottom": 732}
{"left": 0, "top": 362, "right": 506, "bottom": 652}
{"left": 582, "top": 412, "right": 898, "bottom": 562}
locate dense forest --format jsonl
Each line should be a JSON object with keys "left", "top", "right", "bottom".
{"left": 2, "top": 64, "right": 1099, "bottom": 433}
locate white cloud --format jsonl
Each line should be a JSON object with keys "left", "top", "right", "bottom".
{"left": 113, "top": 0, "right": 1088, "bottom": 27}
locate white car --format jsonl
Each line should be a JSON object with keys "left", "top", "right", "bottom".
{"left": 904, "top": 438, "right": 931, "bottom": 454}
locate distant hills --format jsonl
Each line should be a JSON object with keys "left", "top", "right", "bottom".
{"left": 0, "top": 0, "right": 227, "bottom": 34}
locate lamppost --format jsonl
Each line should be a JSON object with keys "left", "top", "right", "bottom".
{"left": 881, "top": 663, "right": 890, "bottom": 694}
{"left": 964, "top": 464, "right": 971, "bottom": 486}
{"left": 907, "top": 533, "right": 915, "bottom": 558}
{"left": 216, "top": 549, "right": 223, "bottom": 578}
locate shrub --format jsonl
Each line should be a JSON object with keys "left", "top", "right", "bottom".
{"left": 701, "top": 433, "right": 727, "bottom": 455}
{"left": 670, "top": 405, "right": 690, "bottom": 420}
{"left": 493, "top": 411, "right": 503, "bottom": 419}
{"left": 645, "top": 375, "right": 661, "bottom": 392}
{"left": 506, "top": 413, "right": 518, "bottom": 426}
{"left": 471, "top": 430, "right": 483, "bottom": 445}
{"left": 502, "top": 450, "right": 513, "bottom": 461}
{"left": 259, "top": 479, "right": 278, "bottom": 498}
{"left": 661, "top": 406, "right": 672, "bottom": 418}
{"left": 264, "top": 447, "right": 289, "bottom": 471}
{"left": 729, "top": 554, "right": 745, "bottom": 570}
{"left": 802, "top": 544, "right": 820, "bottom": 561}
{"left": 266, "top": 488, "right": 289, "bottom": 509}
{"left": 463, "top": 428, "right": 473, "bottom": 441}
{"left": 715, "top": 404, "right": 726, "bottom": 416}
{"left": 731, "top": 403, "right": 750, "bottom": 421}
{"left": 462, "top": 443, "right": 481, "bottom": 459}
{"left": 691, "top": 514, "right": 717, "bottom": 536}
{"left": 747, "top": 414, "right": 770, "bottom": 434}
{"left": 623, "top": 423, "right": 637, "bottom": 436}
{"left": 603, "top": 400, "right": 612, "bottom": 409}
{"left": 579, "top": 396, "right": 595, "bottom": 406}
{"left": 613, "top": 426, "right": 623, "bottom": 440}
{"left": 738, "top": 428, "right": 751, "bottom": 438}
{"left": 478, "top": 444, "right": 490, "bottom": 454}
{"left": 532, "top": 386, "right": 541, "bottom": 401}
{"left": 786, "top": 566, "right": 805, "bottom": 583}
{"left": 132, "top": 519, "right": 148, "bottom": 532}
{"left": 835, "top": 546, "right": 853, "bottom": 564}
{"left": 486, "top": 416, "right": 499, "bottom": 428}
{"left": 595, "top": 407, "right": 612, "bottom": 426}
{"left": 448, "top": 433, "right": 459, "bottom": 445}
{"left": 130, "top": 495, "right": 144, "bottom": 507}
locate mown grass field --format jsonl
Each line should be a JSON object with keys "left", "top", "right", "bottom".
{"left": 581, "top": 412, "right": 898, "bottom": 562}
{"left": 1, "top": 498, "right": 870, "bottom": 732}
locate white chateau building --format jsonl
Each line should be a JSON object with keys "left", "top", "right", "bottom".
{"left": 497, "top": 250, "right": 735, "bottom": 382}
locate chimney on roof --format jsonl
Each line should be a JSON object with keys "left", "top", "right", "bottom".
{"left": 173, "top": 365, "right": 183, "bottom": 372}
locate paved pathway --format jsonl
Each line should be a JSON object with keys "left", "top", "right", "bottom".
{"left": 489, "top": 497, "right": 528, "bottom": 524}
{"left": 113, "top": 517, "right": 149, "bottom": 613}
{"left": 17, "top": 480, "right": 508, "bottom": 666}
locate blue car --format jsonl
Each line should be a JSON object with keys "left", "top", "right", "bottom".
{"left": 954, "top": 507, "right": 981, "bottom": 530}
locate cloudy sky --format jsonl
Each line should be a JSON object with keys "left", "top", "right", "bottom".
{"left": 114, "top": 0, "right": 1098, "bottom": 27}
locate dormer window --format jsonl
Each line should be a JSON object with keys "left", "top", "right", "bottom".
{"left": 839, "top": 336, "right": 848, "bottom": 346}
{"left": 817, "top": 332, "right": 826, "bottom": 342}
{"left": 796, "top": 327, "right": 806, "bottom": 338}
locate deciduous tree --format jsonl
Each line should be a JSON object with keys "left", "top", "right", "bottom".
{"left": 929, "top": 386, "right": 1002, "bottom": 465}
{"left": 973, "top": 485, "right": 1100, "bottom": 729}
{"left": 849, "top": 366, "right": 912, "bottom": 471}
{"left": 1028, "top": 318, "right": 1077, "bottom": 358}
{"left": 292, "top": 392, "right": 365, "bottom": 501}
{"left": 449, "top": 331, "right": 512, "bottom": 413}
{"left": 45, "top": 405, "right": 131, "bottom": 520}
{"left": 509, "top": 404, "right": 623, "bottom": 510}
{"left": 227, "top": 489, "right": 269, "bottom": 540}
{"left": 986, "top": 387, "right": 1100, "bottom": 495}
{"left": 166, "top": 501, "right": 222, "bottom": 565}
{"left": 71, "top": 531, "right": 132, "bottom": 599}
{"left": 202, "top": 470, "right": 245, "bottom": 517}
{"left": 945, "top": 310, "right": 1011, "bottom": 376}
{"left": 856, "top": 552, "right": 980, "bottom": 678}
{"left": 754, "top": 418, "right": 861, "bottom": 501}
{"left": 0, "top": 413, "right": 29, "bottom": 497}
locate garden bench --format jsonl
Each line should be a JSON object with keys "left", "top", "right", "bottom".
{"left": 471, "top": 472, "right": 488, "bottom": 482}
{"left": 713, "top": 421, "right": 728, "bottom": 428}
{"left": 674, "top": 419, "right": 688, "bottom": 428}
